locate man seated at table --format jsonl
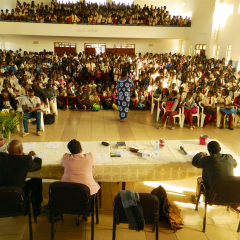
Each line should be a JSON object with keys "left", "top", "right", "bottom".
{"left": 191, "top": 141, "right": 237, "bottom": 203}
{"left": 22, "top": 89, "right": 42, "bottom": 137}
{"left": 0, "top": 140, "right": 44, "bottom": 215}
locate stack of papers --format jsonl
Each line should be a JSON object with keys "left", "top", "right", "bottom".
{"left": 95, "top": 154, "right": 112, "bottom": 163}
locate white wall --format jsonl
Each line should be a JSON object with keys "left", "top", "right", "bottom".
{"left": 211, "top": 0, "right": 240, "bottom": 64}
{"left": 0, "top": 22, "right": 191, "bottom": 39}
{"left": 2, "top": 35, "right": 182, "bottom": 54}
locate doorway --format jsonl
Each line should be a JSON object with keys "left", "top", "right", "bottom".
{"left": 84, "top": 43, "right": 106, "bottom": 55}
{"left": 54, "top": 42, "right": 77, "bottom": 55}
{"left": 194, "top": 44, "right": 206, "bottom": 56}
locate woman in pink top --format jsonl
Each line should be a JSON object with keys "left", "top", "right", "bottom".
{"left": 61, "top": 139, "right": 100, "bottom": 195}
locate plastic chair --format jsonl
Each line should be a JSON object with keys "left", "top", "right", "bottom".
{"left": 161, "top": 102, "right": 182, "bottom": 127}
{"left": 112, "top": 193, "right": 159, "bottom": 240}
{"left": 49, "top": 182, "right": 99, "bottom": 240}
{"left": 199, "top": 103, "right": 206, "bottom": 127}
{"left": 0, "top": 186, "right": 37, "bottom": 240}
{"left": 195, "top": 176, "right": 240, "bottom": 232}
{"left": 216, "top": 106, "right": 236, "bottom": 128}
{"left": 181, "top": 106, "right": 200, "bottom": 127}
{"left": 151, "top": 94, "right": 162, "bottom": 115}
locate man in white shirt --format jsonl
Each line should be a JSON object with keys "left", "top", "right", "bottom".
{"left": 22, "top": 89, "right": 42, "bottom": 137}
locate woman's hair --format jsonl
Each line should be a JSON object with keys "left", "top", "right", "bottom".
{"left": 224, "top": 88, "right": 229, "bottom": 96}
{"left": 1, "top": 89, "right": 9, "bottom": 94}
{"left": 67, "top": 139, "right": 81, "bottom": 154}
{"left": 121, "top": 69, "right": 128, "bottom": 78}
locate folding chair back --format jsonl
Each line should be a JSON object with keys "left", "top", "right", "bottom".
{"left": 49, "top": 182, "right": 91, "bottom": 215}
{"left": 208, "top": 176, "right": 240, "bottom": 205}
{"left": 113, "top": 193, "right": 159, "bottom": 240}
{"left": 0, "top": 186, "right": 27, "bottom": 217}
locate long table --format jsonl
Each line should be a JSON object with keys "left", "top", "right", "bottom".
{"left": 26, "top": 140, "right": 240, "bottom": 181}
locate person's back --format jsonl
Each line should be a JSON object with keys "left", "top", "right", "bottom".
{"left": 60, "top": 139, "right": 100, "bottom": 195}
{"left": 0, "top": 152, "right": 34, "bottom": 189}
{"left": 192, "top": 141, "right": 237, "bottom": 187}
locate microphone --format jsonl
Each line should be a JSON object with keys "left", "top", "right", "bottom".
{"left": 180, "top": 146, "right": 188, "bottom": 155}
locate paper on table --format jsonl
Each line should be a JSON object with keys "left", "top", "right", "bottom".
{"left": 35, "top": 151, "right": 48, "bottom": 160}
{"left": 23, "top": 142, "right": 36, "bottom": 150}
{"left": 95, "top": 154, "right": 112, "bottom": 163}
{"left": 118, "top": 149, "right": 136, "bottom": 158}
{"left": 46, "top": 142, "right": 62, "bottom": 149}
{"left": 187, "top": 151, "right": 200, "bottom": 159}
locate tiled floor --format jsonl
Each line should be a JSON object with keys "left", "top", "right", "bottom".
{"left": 2, "top": 109, "right": 240, "bottom": 240}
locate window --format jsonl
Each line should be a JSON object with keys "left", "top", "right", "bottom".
{"left": 186, "top": 12, "right": 192, "bottom": 19}
{"left": 0, "top": 42, "right": 2, "bottom": 51}
{"left": 57, "top": 0, "right": 79, "bottom": 3}
{"left": 182, "top": 45, "right": 185, "bottom": 55}
{"left": 54, "top": 42, "right": 76, "bottom": 48}
{"left": 85, "top": 0, "right": 106, "bottom": 5}
{"left": 113, "top": 0, "right": 133, "bottom": 5}
{"left": 237, "top": 57, "right": 240, "bottom": 72}
{"left": 194, "top": 44, "right": 206, "bottom": 55}
{"left": 114, "top": 44, "right": 135, "bottom": 49}
{"left": 189, "top": 45, "right": 192, "bottom": 56}
{"left": 84, "top": 43, "right": 106, "bottom": 54}
{"left": 226, "top": 4, "right": 234, "bottom": 16}
{"left": 238, "top": 3, "right": 240, "bottom": 14}
{"left": 216, "top": 45, "right": 220, "bottom": 59}
{"left": 212, "top": 45, "right": 216, "bottom": 58}
{"left": 226, "top": 45, "right": 232, "bottom": 63}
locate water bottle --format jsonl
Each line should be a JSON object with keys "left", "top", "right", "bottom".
{"left": 155, "top": 140, "right": 159, "bottom": 155}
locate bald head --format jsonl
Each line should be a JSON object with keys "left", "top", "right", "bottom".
{"left": 7, "top": 140, "right": 23, "bottom": 155}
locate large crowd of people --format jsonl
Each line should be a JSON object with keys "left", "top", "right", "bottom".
{"left": 0, "top": 0, "right": 191, "bottom": 26}
{"left": 0, "top": 48, "right": 240, "bottom": 134}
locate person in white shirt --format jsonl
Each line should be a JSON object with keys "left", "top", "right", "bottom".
{"left": 216, "top": 89, "right": 234, "bottom": 130}
{"left": 200, "top": 90, "right": 217, "bottom": 128}
{"left": 22, "top": 89, "right": 42, "bottom": 137}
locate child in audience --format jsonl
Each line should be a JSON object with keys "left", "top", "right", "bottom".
{"left": 64, "top": 87, "right": 78, "bottom": 110}
{"left": 181, "top": 92, "right": 198, "bottom": 130}
{"left": 158, "top": 90, "right": 179, "bottom": 130}
{"left": 217, "top": 89, "right": 234, "bottom": 130}
{"left": 200, "top": 90, "right": 217, "bottom": 128}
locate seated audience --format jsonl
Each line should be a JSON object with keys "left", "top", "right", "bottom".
{"left": 22, "top": 89, "right": 42, "bottom": 137}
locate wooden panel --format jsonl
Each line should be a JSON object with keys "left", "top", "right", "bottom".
{"left": 85, "top": 48, "right": 95, "bottom": 54}
{"left": 106, "top": 48, "right": 115, "bottom": 54}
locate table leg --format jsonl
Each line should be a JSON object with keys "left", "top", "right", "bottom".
{"left": 122, "top": 182, "right": 126, "bottom": 190}
{"left": 98, "top": 182, "right": 101, "bottom": 209}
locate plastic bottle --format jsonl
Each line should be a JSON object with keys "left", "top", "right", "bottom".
{"left": 155, "top": 140, "right": 159, "bottom": 155}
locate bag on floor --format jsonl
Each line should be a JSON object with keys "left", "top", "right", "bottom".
{"left": 103, "top": 100, "right": 112, "bottom": 110}
{"left": 163, "top": 198, "right": 184, "bottom": 232}
{"left": 44, "top": 114, "right": 55, "bottom": 124}
{"left": 112, "top": 103, "right": 118, "bottom": 110}
{"left": 138, "top": 103, "right": 145, "bottom": 109}
{"left": 151, "top": 185, "right": 167, "bottom": 221}
{"left": 93, "top": 103, "right": 100, "bottom": 111}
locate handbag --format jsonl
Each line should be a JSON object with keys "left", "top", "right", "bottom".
{"left": 112, "top": 103, "right": 118, "bottom": 110}
{"left": 165, "top": 101, "right": 174, "bottom": 111}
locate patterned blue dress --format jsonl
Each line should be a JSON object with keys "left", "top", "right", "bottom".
{"left": 116, "top": 78, "right": 134, "bottom": 120}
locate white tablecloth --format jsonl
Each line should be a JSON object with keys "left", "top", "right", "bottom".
{"left": 27, "top": 140, "right": 240, "bottom": 182}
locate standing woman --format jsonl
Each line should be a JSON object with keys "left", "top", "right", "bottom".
{"left": 116, "top": 69, "right": 134, "bottom": 122}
